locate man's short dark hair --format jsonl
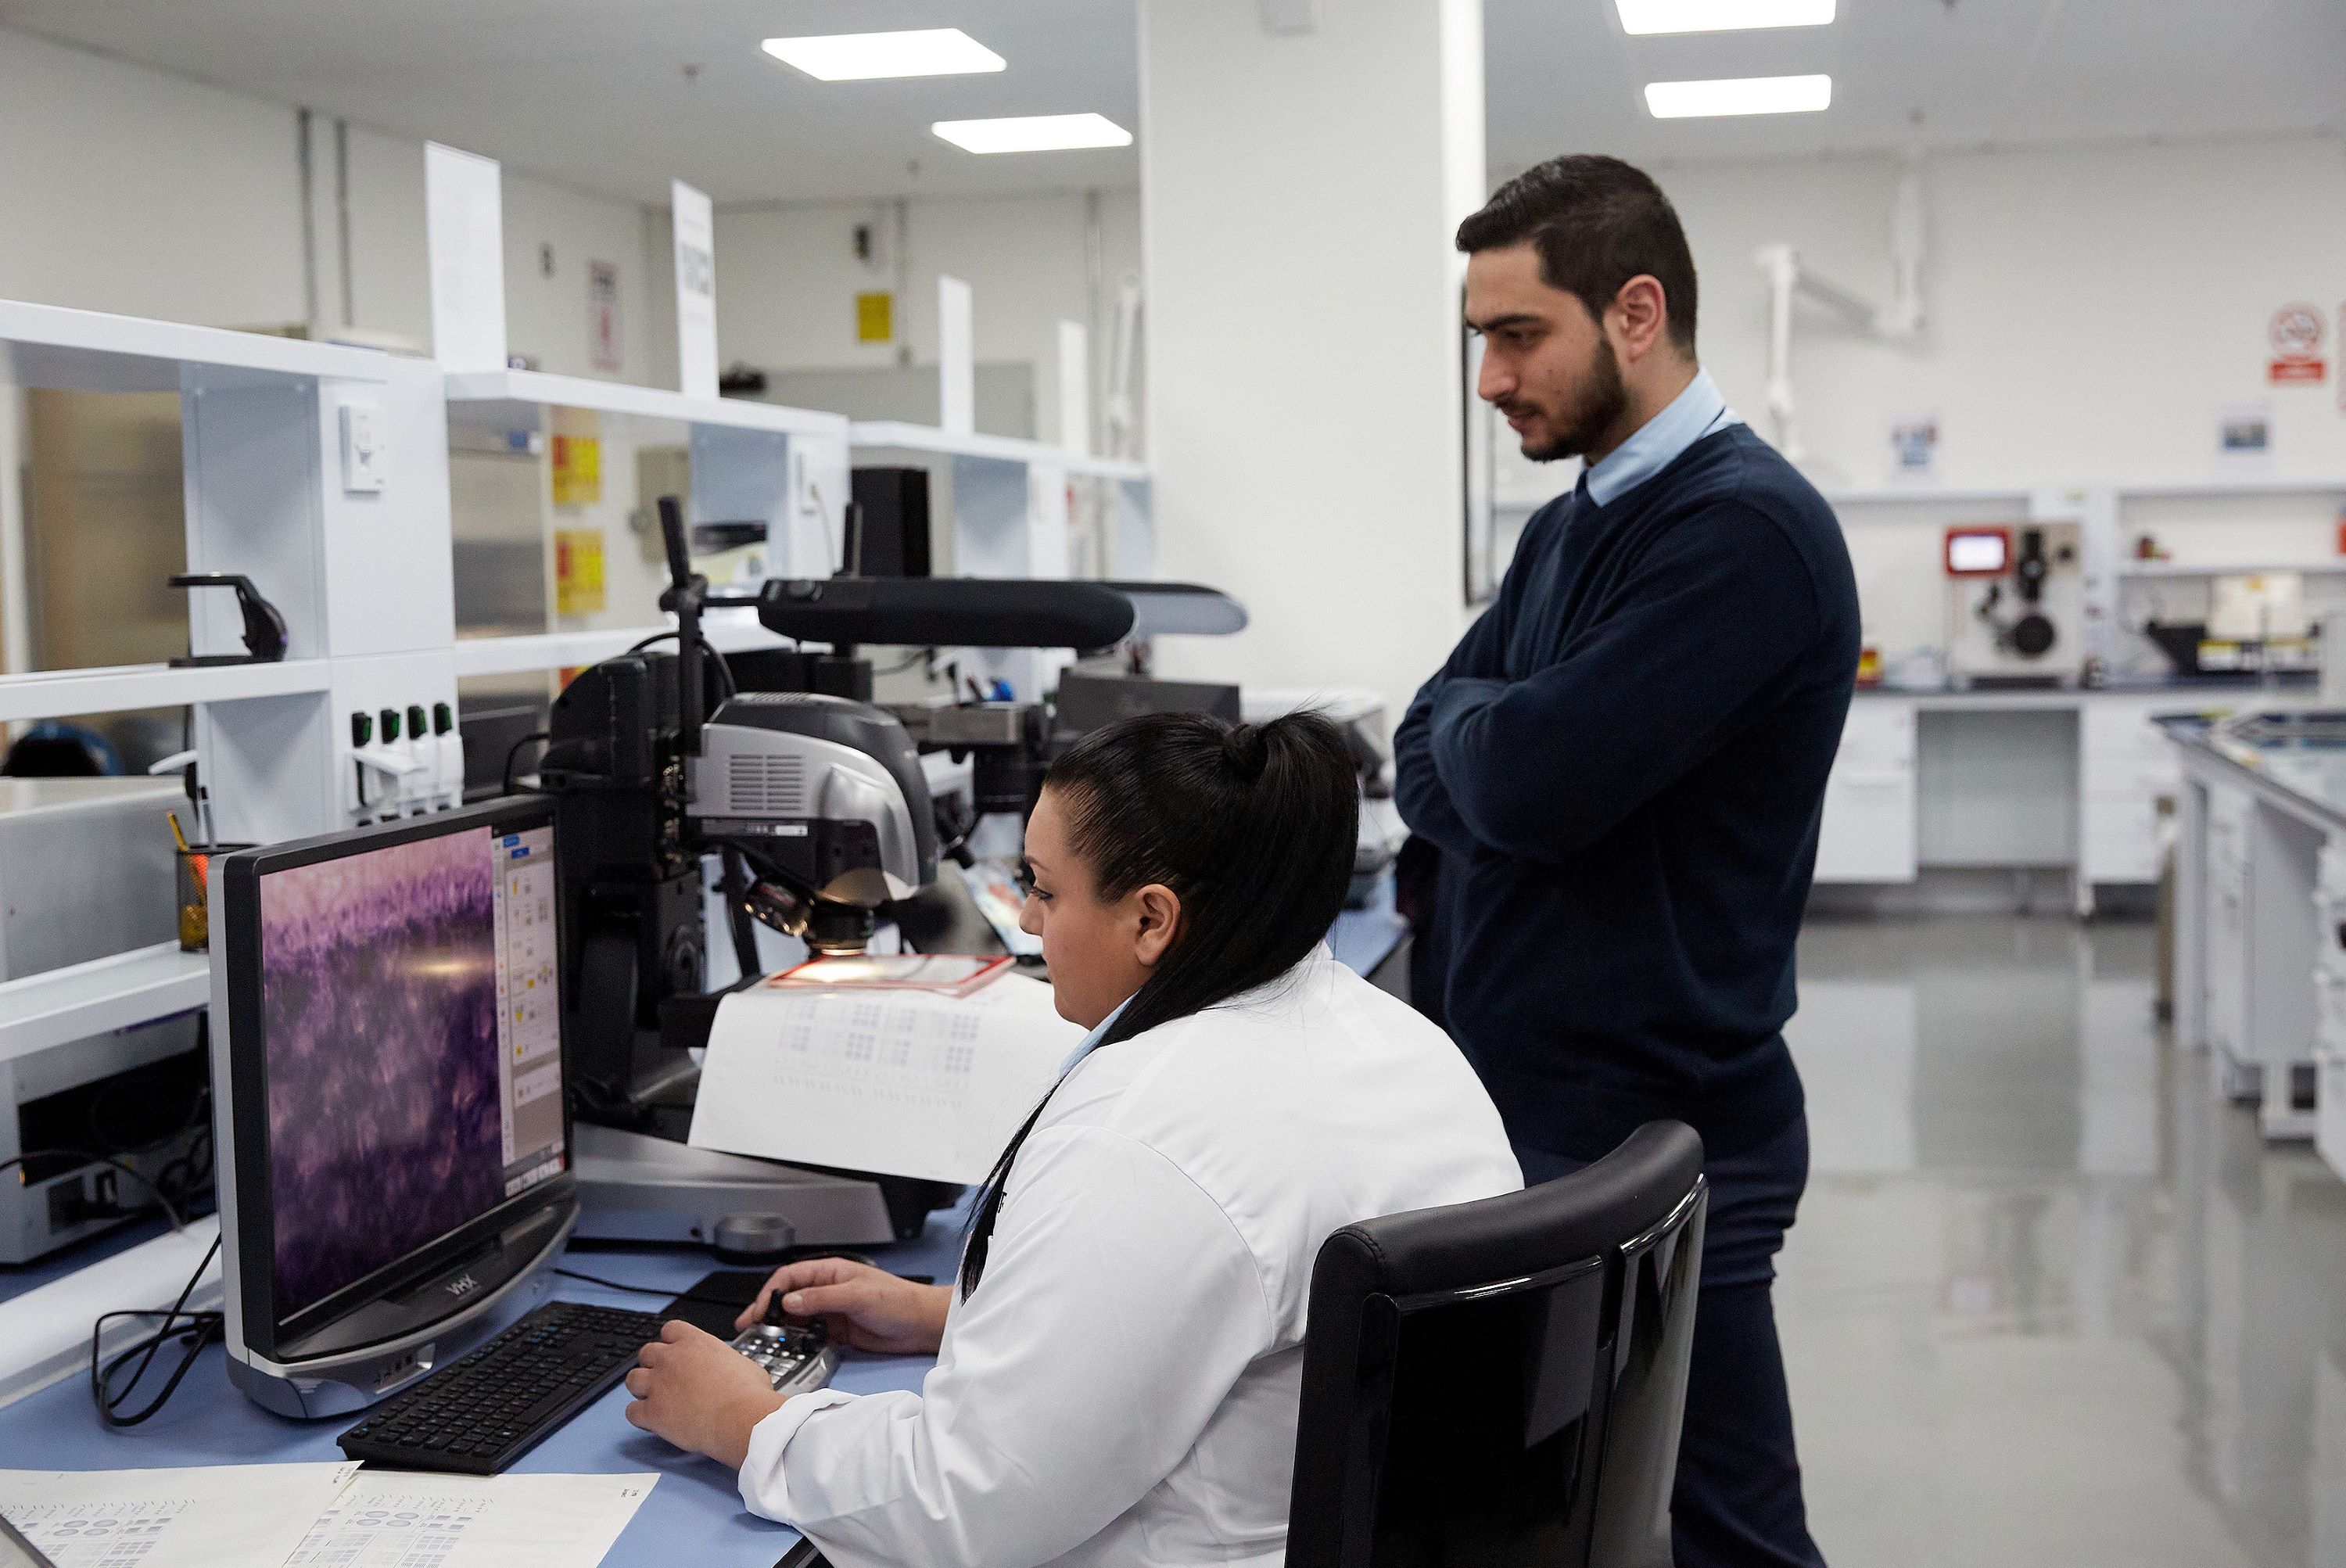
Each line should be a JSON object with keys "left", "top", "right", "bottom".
{"left": 1457, "top": 155, "right": 1699, "bottom": 354}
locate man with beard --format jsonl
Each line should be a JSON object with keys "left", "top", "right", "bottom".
{"left": 1394, "top": 155, "right": 1855, "bottom": 1568}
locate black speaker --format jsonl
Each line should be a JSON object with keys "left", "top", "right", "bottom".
{"left": 849, "top": 467, "right": 933, "bottom": 578}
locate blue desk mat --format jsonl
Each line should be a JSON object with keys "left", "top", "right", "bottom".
{"left": 0, "top": 1207, "right": 971, "bottom": 1568}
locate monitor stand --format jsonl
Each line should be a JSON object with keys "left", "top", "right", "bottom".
{"left": 229, "top": 1199, "right": 577, "bottom": 1420}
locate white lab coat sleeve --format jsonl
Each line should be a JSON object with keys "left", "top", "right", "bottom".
{"left": 734, "top": 1121, "right": 1276, "bottom": 1568}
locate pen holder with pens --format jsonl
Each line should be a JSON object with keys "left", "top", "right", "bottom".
{"left": 175, "top": 843, "right": 250, "bottom": 952}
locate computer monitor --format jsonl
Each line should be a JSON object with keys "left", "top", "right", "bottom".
{"left": 212, "top": 797, "right": 578, "bottom": 1419}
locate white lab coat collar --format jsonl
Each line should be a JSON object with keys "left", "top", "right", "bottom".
{"left": 1056, "top": 942, "right": 1336, "bottom": 1076}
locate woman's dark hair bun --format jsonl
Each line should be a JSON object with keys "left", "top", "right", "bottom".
{"left": 1221, "top": 723, "right": 1270, "bottom": 783}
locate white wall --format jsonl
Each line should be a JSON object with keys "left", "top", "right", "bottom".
{"left": 0, "top": 27, "right": 307, "bottom": 328}
{"left": 0, "top": 24, "right": 660, "bottom": 383}
{"left": 714, "top": 192, "right": 1143, "bottom": 452}
{"left": 1664, "top": 136, "right": 2346, "bottom": 493}
{"left": 1483, "top": 136, "right": 2346, "bottom": 662}
{"left": 1140, "top": 0, "right": 1484, "bottom": 729}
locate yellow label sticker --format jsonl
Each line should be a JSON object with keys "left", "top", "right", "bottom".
{"left": 554, "top": 528, "right": 606, "bottom": 615}
{"left": 551, "top": 432, "right": 603, "bottom": 507}
{"left": 856, "top": 291, "right": 895, "bottom": 343}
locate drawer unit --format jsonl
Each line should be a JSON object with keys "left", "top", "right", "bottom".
{"left": 2319, "top": 1052, "right": 2346, "bottom": 1181}
{"left": 2316, "top": 971, "right": 2346, "bottom": 1053}
{"left": 2316, "top": 838, "right": 2346, "bottom": 985}
{"left": 2204, "top": 785, "right": 2254, "bottom": 1072}
{"left": 2079, "top": 698, "right": 2183, "bottom": 885}
{"left": 1817, "top": 701, "right": 1917, "bottom": 883}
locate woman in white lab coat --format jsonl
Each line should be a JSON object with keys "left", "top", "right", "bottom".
{"left": 622, "top": 711, "right": 1521, "bottom": 1568}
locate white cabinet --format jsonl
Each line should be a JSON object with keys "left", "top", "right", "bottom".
{"left": 2204, "top": 784, "right": 2253, "bottom": 1073}
{"left": 1816, "top": 700, "right": 1917, "bottom": 882}
{"left": 2079, "top": 696, "right": 2181, "bottom": 884}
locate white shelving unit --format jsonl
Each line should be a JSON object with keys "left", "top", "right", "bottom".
{"left": 450, "top": 616, "right": 790, "bottom": 680}
{"left": 2119, "top": 561, "right": 2346, "bottom": 578}
{"left": 0, "top": 300, "right": 407, "bottom": 393}
{"left": 2116, "top": 476, "right": 2346, "bottom": 499}
{"left": 848, "top": 421, "right": 1154, "bottom": 698}
{"left": 848, "top": 420, "right": 1150, "bottom": 483}
{"left": 447, "top": 370, "right": 849, "bottom": 440}
{"left": 1823, "top": 484, "right": 2036, "bottom": 509}
{"left": 0, "top": 300, "right": 465, "bottom": 1324}
{"left": 447, "top": 371, "right": 853, "bottom": 587}
{"left": 0, "top": 944, "right": 209, "bottom": 1067}
{"left": 0, "top": 660, "right": 335, "bottom": 724}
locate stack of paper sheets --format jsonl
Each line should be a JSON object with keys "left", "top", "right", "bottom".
{"left": 0, "top": 1462, "right": 655, "bottom": 1568}
{"left": 689, "top": 971, "right": 1083, "bottom": 1183}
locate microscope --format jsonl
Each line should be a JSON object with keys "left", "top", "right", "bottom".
{"left": 538, "top": 501, "right": 1135, "bottom": 1253}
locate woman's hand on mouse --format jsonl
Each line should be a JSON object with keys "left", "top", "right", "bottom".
{"left": 624, "top": 1319, "right": 787, "bottom": 1469}
{"left": 741, "top": 1257, "right": 952, "bottom": 1355}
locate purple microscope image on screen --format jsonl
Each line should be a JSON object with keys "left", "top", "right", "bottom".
{"left": 260, "top": 830, "right": 505, "bottom": 1318}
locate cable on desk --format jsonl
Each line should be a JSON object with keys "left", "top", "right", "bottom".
{"left": 90, "top": 1232, "right": 222, "bottom": 1427}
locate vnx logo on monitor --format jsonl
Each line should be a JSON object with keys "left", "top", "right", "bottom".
{"left": 444, "top": 1273, "right": 480, "bottom": 1297}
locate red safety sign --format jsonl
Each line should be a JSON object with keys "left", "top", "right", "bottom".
{"left": 2269, "top": 301, "right": 2326, "bottom": 385}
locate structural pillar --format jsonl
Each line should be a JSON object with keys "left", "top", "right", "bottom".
{"left": 1138, "top": 0, "right": 1486, "bottom": 728}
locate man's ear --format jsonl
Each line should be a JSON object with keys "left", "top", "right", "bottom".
{"left": 1131, "top": 884, "right": 1182, "bottom": 968}
{"left": 1607, "top": 273, "right": 1670, "bottom": 364}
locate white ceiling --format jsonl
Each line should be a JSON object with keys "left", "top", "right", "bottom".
{"left": 0, "top": 0, "right": 1143, "bottom": 205}
{"left": 1486, "top": 0, "right": 2346, "bottom": 175}
{"left": 3, "top": 1, "right": 2340, "bottom": 208}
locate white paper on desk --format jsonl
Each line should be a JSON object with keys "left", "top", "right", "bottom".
{"left": 282, "top": 1471, "right": 656, "bottom": 1568}
{"left": 0, "top": 1459, "right": 357, "bottom": 1568}
{"left": 689, "top": 973, "right": 1082, "bottom": 1182}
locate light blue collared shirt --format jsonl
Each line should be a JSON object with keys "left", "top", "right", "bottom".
{"left": 1058, "top": 995, "right": 1133, "bottom": 1076}
{"left": 1582, "top": 367, "right": 1742, "bottom": 508}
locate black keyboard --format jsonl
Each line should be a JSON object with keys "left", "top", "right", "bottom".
{"left": 338, "top": 1301, "right": 665, "bottom": 1475}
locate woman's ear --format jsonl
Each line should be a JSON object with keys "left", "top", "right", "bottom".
{"left": 1130, "top": 884, "right": 1182, "bottom": 968}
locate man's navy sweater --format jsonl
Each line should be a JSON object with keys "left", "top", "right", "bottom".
{"left": 1394, "top": 423, "right": 1858, "bottom": 1162}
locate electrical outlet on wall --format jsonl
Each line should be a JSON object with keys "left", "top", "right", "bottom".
{"left": 792, "top": 448, "right": 822, "bottom": 516}
{"left": 339, "top": 400, "right": 387, "bottom": 495}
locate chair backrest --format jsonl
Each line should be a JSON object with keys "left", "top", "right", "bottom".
{"left": 1286, "top": 1121, "right": 1706, "bottom": 1568}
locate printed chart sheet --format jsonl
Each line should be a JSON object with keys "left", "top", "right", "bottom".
{"left": 0, "top": 1461, "right": 357, "bottom": 1568}
{"left": 0, "top": 1464, "right": 654, "bottom": 1568}
{"left": 689, "top": 971, "right": 1081, "bottom": 1182}
{"left": 283, "top": 1470, "right": 655, "bottom": 1568}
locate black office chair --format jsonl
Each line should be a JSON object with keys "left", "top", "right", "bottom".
{"left": 772, "top": 1121, "right": 1703, "bottom": 1568}
{"left": 1286, "top": 1120, "right": 1707, "bottom": 1568}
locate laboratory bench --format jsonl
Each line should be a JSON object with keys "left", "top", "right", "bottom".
{"left": 2161, "top": 712, "right": 2346, "bottom": 1175}
{"left": 1819, "top": 675, "right": 2318, "bottom": 909}
{"left": 0, "top": 896, "right": 1408, "bottom": 1563}
{"left": 0, "top": 1215, "right": 967, "bottom": 1567}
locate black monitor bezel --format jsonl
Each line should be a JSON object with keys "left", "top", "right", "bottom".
{"left": 221, "top": 796, "right": 576, "bottom": 1362}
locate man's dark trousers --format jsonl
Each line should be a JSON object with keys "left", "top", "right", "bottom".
{"left": 1516, "top": 1117, "right": 1825, "bottom": 1568}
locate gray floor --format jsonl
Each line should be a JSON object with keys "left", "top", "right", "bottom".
{"left": 1781, "top": 917, "right": 2346, "bottom": 1568}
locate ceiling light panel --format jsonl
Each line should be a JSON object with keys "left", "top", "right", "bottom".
{"left": 1616, "top": 0, "right": 1835, "bottom": 35}
{"left": 931, "top": 114, "right": 1135, "bottom": 154}
{"left": 1644, "top": 74, "right": 1833, "bottom": 118}
{"left": 761, "top": 29, "right": 1005, "bottom": 82}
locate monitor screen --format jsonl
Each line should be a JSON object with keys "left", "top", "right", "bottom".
{"left": 254, "top": 818, "right": 565, "bottom": 1322}
{"left": 1945, "top": 529, "right": 2008, "bottom": 575}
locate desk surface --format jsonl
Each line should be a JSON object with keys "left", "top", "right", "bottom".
{"left": 0, "top": 1215, "right": 970, "bottom": 1566}
{"left": 2163, "top": 710, "right": 2346, "bottom": 835}
{"left": 0, "top": 906, "right": 1408, "bottom": 1563}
